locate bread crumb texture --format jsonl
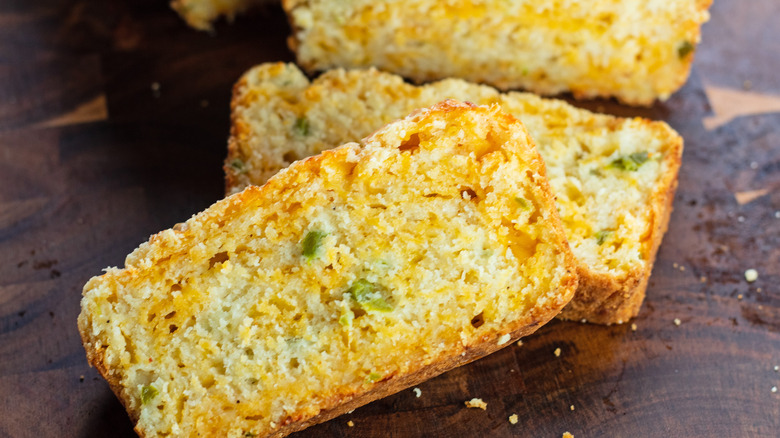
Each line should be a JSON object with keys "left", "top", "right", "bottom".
{"left": 80, "top": 101, "right": 577, "bottom": 437}
{"left": 465, "top": 398, "right": 488, "bottom": 410}
{"left": 283, "top": 0, "right": 712, "bottom": 105}
{"left": 509, "top": 414, "right": 518, "bottom": 424}
{"left": 228, "top": 63, "right": 684, "bottom": 324}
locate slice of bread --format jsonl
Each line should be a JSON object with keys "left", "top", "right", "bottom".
{"left": 227, "top": 63, "right": 683, "bottom": 324}
{"left": 79, "top": 100, "right": 578, "bottom": 437}
{"left": 282, "top": 0, "right": 712, "bottom": 105}
{"left": 171, "top": 0, "right": 267, "bottom": 31}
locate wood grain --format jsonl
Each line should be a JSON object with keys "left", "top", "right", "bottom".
{"left": 1, "top": 0, "right": 778, "bottom": 437}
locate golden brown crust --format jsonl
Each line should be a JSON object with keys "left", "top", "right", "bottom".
{"left": 282, "top": 0, "right": 304, "bottom": 69}
{"left": 558, "top": 127, "right": 683, "bottom": 324}
{"left": 80, "top": 333, "right": 140, "bottom": 426}
{"left": 268, "top": 290, "right": 574, "bottom": 438}
{"left": 224, "top": 76, "right": 250, "bottom": 192}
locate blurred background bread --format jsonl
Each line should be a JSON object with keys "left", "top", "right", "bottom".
{"left": 283, "top": 0, "right": 712, "bottom": 105}
{"left": 171, "top": 0, "right": 268, "bottom": 30}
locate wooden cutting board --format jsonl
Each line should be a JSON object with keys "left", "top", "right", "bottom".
{"left": 1, "top": 0, "right": 778, "bottom": 436}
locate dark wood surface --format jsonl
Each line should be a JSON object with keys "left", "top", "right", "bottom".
{"left": 1, "top": 1, "right": 779, "bottom": 436}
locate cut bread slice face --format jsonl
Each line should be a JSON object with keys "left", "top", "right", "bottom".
{"left": 282, "top": 0, "right": 712, "bottom": 105}
{"left": 227, "top": 63, "right": 683, "bottom": 324}
{"left": 79, "top": 100, "right": 578, "bottom": 438}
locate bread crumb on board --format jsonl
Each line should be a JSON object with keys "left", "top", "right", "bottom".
{"left": 563, "top": 432, "right": 575, "bottom": 438}
{"left": 413, "top": 387, "right": 421, "bottom": 398}
{"left": 745, "top": 269, "right": 758, "bottom": 282}
{"left": 673, "top": 318, "right": 681, "bottom": 326}
{"left": 465, "top": 398, "right": 487, "bottom": 410}
{"left": 347, "top": 420, "right": 354, "bottom": 427}
{"left": 554, "top": 347, "right": 562, "bottom": 357}
{"left": 570, "top": 405, "right": 575, "bottom": 411}
{"left": 631, "top": 323, "right": 637, "bottom": 331}
{"left": 508, "top": 414, "right": 518, "bottom": 424}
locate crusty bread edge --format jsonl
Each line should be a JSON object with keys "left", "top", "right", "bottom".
{"left": 558, "top": 123, "right": 683, "bottom": 324}
{"left": 78, "top": 314, "right": 145, "bottom": 435}
{"left": 84, "top": 100, "right": 579, "bottom": 437}
{"left": 225, "top": 75, "right": 252, "bottom": 192}
{"left": 266, "top": 305, "right": 568, "bottom": 438}
{"left": 281, "top": 0, "right": 303, "bottom": 67}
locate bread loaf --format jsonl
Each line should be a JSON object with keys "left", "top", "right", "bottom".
{"left": 227, "top": 63, "right": 683, "bottom": 323}
{"left": 79, "top": 100, "right": 578, "bottom": 437}
{"left": 282, "top": 0, "right": 712, "bottom": 105}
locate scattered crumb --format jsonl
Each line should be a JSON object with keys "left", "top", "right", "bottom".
{"left": 757, "top": 288, "right": 762, "bottom": 293}
{"left": 673, "top": 318, "right": 681, "bottom": 326}
{"left": 679, "top": 266, "right": 685, "bottom": 271}
{"left": 775, "top": 211, "right": 780, "bottom": 219}
{"left": 570, "top": 405, "right": 575, "bottom": 411}
{"left": 465, "top": 398, "right": 487, "bottom": 410}
{"left": 749, "top": 162, "right": 758, "bottom": 170}
{"left": 745, "top": 269, "right": 758, "bottom": 282}
{"left": 413, "top": 387, "right": 422, "bottom": 398}
{"left": 772, "top": 386, "right": 778, "bottom": 393}
{"left": 497, "top": 333, "right": 511, "bottom": 345}
{"left": 554, "top": 347, "right": 561, "bottom": 357}
{"left": 508, "top": 414, "right": 518, "bottom": 424}
{"left": 347, "top": 421, "right": 354, "bottom": 427}
{"left": 737, "top": 216, "right": 745, "bottom": 223}
{"left": 150, "top": 82, "right": 161, "bottom": 98}
{"left": 516, "top": 340, "right": 523, "bottom": 347}
{"left": 673, "top": 262, "right": 678, "bottom": 268}
{"left": 743, "top": 79, "right": 752, "bottom": 90}
{"left": 700, "top": 276, "right": 707, "bottom": 283}
{"left": 737, "top": 294, "right": 743, "bottom": 300}
{"left": 563, "top": 432, "right": 574, "bottom": 438}
{"left": 773, "top": 365, "right": 779, "bottom": 372}
{"left": 79, "top": 375, "right": 85, "bottom": 382}
{"left": 630, "top": 323, "right": 637, "bottom": 332}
